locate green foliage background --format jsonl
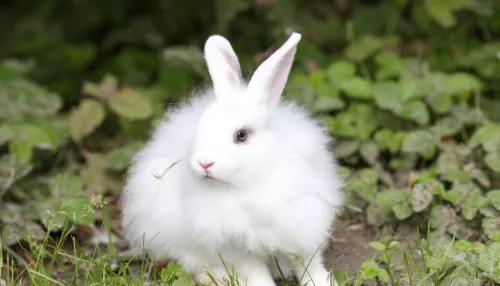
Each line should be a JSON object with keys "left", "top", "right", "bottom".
{"left": 1, "top": 0, "right": 500, "bottom": 284}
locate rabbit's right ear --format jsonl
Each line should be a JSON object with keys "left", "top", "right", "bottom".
{"left": 204, "top": 35, "right": 243, "bottom": 100}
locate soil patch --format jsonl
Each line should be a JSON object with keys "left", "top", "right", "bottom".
{"left": 324, "top": 224, "right": 379, "bottom": 275}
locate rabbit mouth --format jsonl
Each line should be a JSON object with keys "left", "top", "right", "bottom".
{"left": 203, "top": 173, "right": 218, "bottom": 181}
{"left": 201, "top": 172, "right": 229, "bottom": 184}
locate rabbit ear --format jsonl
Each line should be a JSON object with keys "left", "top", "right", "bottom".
{"left": 247, "top": 32, "right": 301, "bottom": 109}
{"left": 204, "top": 35, "right": 243, "bottom": 99}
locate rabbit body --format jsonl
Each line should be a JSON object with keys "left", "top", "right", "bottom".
{"left": 121, "top": 33, "right": 343, "bottom": 286}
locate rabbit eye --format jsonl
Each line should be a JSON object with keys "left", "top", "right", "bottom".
{"left": 234, "top": 128, "right": 249, "bottom": 143}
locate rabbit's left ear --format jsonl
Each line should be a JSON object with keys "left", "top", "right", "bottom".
{"left": 247, "top": 32, "right": 301, "bottom": 109}
{"left": 204, "top": 35, "right": 243, "bottom": 100}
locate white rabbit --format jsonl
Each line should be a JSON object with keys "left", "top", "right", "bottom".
{"left": 120, "top": 32, "right": 344, "bottom": 286}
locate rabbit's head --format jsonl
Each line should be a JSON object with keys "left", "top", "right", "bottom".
{"left": 188, "top": 33, "right": 302, "bottom": 186}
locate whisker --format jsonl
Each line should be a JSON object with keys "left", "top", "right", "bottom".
{"left": 235, "top": 173, "right": 251, "bottom": 191}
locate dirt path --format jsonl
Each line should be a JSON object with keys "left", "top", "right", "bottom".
{"left": 325, "top": 224, "right": 379, "bottom": 275}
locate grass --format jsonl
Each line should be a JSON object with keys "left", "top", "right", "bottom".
{"left": 0, "top": 225, "right": 461, "bottom": 285}
{"left": 2, "top": 227, "right": 499, "bottom": 285}
{"left": 1, "top": 203, "right": 499, "bottom": 286}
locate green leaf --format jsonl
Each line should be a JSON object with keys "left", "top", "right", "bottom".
{"left": 412, "top": 170, "right": 438, "bottom": 185}
{"left": 360, "top": 142, "right": 379, "bottom": 165}
{"left": 37, "top": 172, "right": 96, "bottom": 231}
{"left": 469, "top": 124, "right": 500, "bottom": 152}
{"left": 322, "top": 114, "right": 356, "bottom": 138}
{"left": 8, "top": 140, "right": 32, "bottom": 165}
{"left": 0, "top": 154, "right": 33, "bottom": 191}
{"left": 160, "top": 260, "right": 196, "bottom": 286}
{"left": 426, "top": 179, "right": 446, "bottom": 197}
{"left": 69, "top": 99, "right": 106, "bottom": 143}
{"left": 340, "top": 77, "right": 372, "bottom": 99}
{"left": 373, "top": 81, "right": 402, "bottom": 111}
{"left": 161, "top": 262, "right": 178, "bottom": 283}
{"left": 333, "top": 140, "right": 360, "bottom": 158}
{"left": 49, "top": 172, "right": 84, "bottom": 197}
{"left": 368, "top": 241, "right": 386, "bottom": 251}
{"left": 469, "top": 168, "right": 490, "bottom": 188}
{"left": 326, "top": 61, "right": 356, "bottom": 84}
{"left": 453, "top": 240, "right": 472, "bottom": 252}
{"left": 0, "top": 124, "right": 14, "bottom": 146}
{"left": 172, "top": 268, "right": 196, "bottom": 286}
{"left": 482, "top": 217, "right": 500, "bottom": 241}
{"left": 461, "top": 195, "right": 489, "bottom": 220}
{"left": 309, "top": 71, "right": 343, "bottom": 110}
{"left": 104, "top": 141, "right": 143, "bottom": 171}
{"left": 389, "top": 154, "right": 418, "bottom": 170}
{"left": 337, "top": 167, "right": 352, "bottom": 181}
{"left": 376, "top": 189, "right": 409, "bottom": 207}
{"left": 430, "top": 205, "right": 456, "bottom": 230}
{"left": 399, "top": 77, "right": 432, "bottom": 101}
{"left": 388, "top": 241, "right": 400, "bottom": 249}
{"left": 437, "top": 152, "right": 461, "bottom": 176}
{"left": 402, "top": 130, "right": 437, "bottom": 159}
{"left": 0, "top": 203, "right": 45, "bottom": 246}
{"left": 287, "top": 75, "right": 318, "bottom": 108}
{"left": 374, "top": 53, "right": 410, "bottom": 80}
{"left": 0, "top": 79, "right": 62, "bottom": 119}
{"left": 398, "top": 100, "right": 429, "bottom": 126}
{"left": 360, "top": 266, "right": 378, "bottom": 280}
{"left": 442, "top": 73, "right": 482, "bottom": 95}
{"left": 31, "top": 115, "right": 70, "bottom": 148}
{"left": 478, "top": 245, "right": 500, "bottom": 283}
{"left": 8, "top": 123, "right": 54, "bottom": 150}
{"left": 313, "top": 94, "right": 345, "bottom": 112}
{"left": 464, "top": 109, "right": 488, "bottom": 126}
{"left": 360, "top": 261, "right": 389, "bottom": 282}
{"left": 5, "top": 123, "right": 55, "bottom": 164}
{"left": 373, "top": 129, "right": 406, "bottom": 154}
{"left": 80, "top": 152, "right": 108, "bottom": 195}
{"left": 411, "top": 183, "right": 434, "bottom": 212}
{"left": 109, "top": 88, "right": 152, "bottom": 120}
{"left": 349, "top": 103, "right": 378, "bottom": 140}
{"left": 323, "top": 104, "right": 377, "bottom": 140}
{"left": 479, "top": 206, "right": 500, "bottom": 218}
{"left": 485, "top": 153, "right": 500, "bottom": 172}
{"left": 487, "top": 190, "right": 500, "bottom": 210}
{"left": 425, "top": 0, "right": 457, "bottom": 28}
{"left": 345, "top": 168, "right": 378, "bottom": 201}
{"left": 83, "top": 74, "right": 118, "bottom": 100}
{"left": 360, "top": 261, "right": 379, "bottom": 280}
{"left": 376, "top": 268, "right": 389, "bottom": 283}
{"left": 345, "top": 35, "right": 384, "bottom": 62}
{"left": 366, "top": 203, "right": 392, "bottom": 226}
{"left": 459, "top": 42, "right": 500, "bottom": 80}
{"left": 429, "top": 93, "right": 452, "bottom": 114}
{"left": 393, "top": 202, "right": 413, "bottom": 220}
{"left": 447, "top": 181, "right": 481, "bottom": 205}
{"left": 0, "top": 59, "right": 34, "bottom": 80}
{"left": 430, "top": 116, "right": 463, "bottom": 138}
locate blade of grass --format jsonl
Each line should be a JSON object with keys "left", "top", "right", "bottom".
{"left": 406, "top": 237, "right": 421, "bottom": 274}
{"left": 26, "top": 268, "right": 65, "bottom": 286}
{"left": 403, "top": 252, "right": 413, "bottom": 286}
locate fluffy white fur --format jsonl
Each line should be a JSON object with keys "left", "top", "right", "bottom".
{"left": 121, "top": 32, "right": 344, "bottom": 286}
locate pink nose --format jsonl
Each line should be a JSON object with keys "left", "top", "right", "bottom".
{"left": 198, "top": 161, "right": 215, "bottom": 170}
